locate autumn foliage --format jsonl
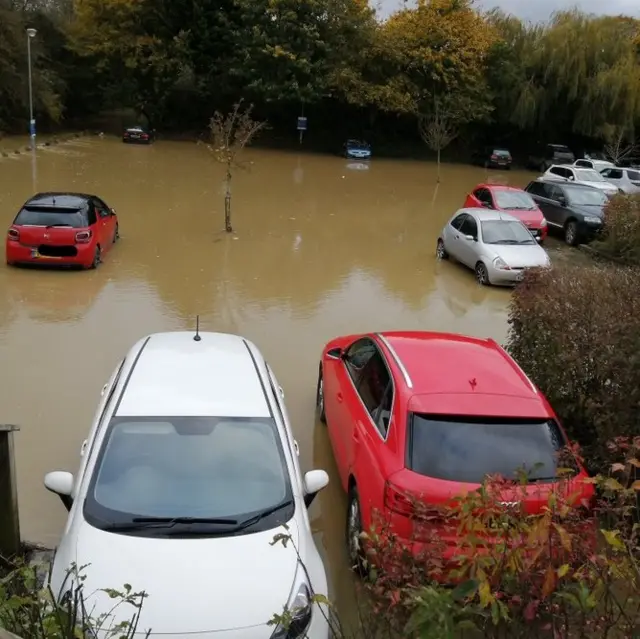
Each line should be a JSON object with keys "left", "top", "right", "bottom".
{"left": 506, "top": 264, "right": 640, "bottom": 472}
{"left": 594, "top": 193, "right": 640, "bottom": 265}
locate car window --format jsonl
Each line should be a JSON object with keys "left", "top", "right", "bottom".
{"left": 574, "top": 160, "right": 591, "bottom": 168}
{"left": 525, "top": 182, "right": 545, "bottom": 197}
{"left": 94, "top": 199, "right": 110, "bottom": 219}
{"left": 407, "top": 414, "right": 569, "bottom": 484}
{"left": 459, "top": 216, "right": 478, "bottom": 237}
{"left": 84, "top": 416, "right": 292, "bottom": 530}
{"left": 14, "top": 206, "right": 88, "bottom": 228}
{"left": 357, "top": 351, "right": 392, "bottom": 436}
{"left": 547, "top": 184, "right": 565, "bottom": 201}
{"left": 493, "top": 190, "right": 536, "bottom": 210}
{"left": 549, "top": 166, "right": 569, "bottom": 178}
{"left": 450, "top": 214, "right": 467, "bottom": 230}
{"left": 474, "top": 188, "right": 493, "bottom": 206}
{"left": 603, "top": 168, "right": 623, "bottom": 179}
{"left": 344, "top": 338, "right": 377, "bottom": 386}
{"left": 628, "top": 170, "right": 640, "bottom": 181}
{"left": 575, "top": 169, "right": 605, "bottom": 182}
{"left": 493, "top": 149, "right": 510, "bottom": 157}
{"left": 564, "top": 186, "right": 608, "bottom": 206}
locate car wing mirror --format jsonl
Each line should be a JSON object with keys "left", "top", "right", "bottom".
{"left": 44, "top": 471, "right": 74, "bottom": 511}
{"left": 303, "top": 470, "right": 329, "bottom": 507}
{"left": 464, "top": 234, "right": 476, "bottom": 241}
{"left": 557, "top": 196, "right": 567, "bottom": 206}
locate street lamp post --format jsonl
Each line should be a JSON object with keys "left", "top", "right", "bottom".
{"left": 26, "top": 28, "right": 37, "bottom": 146}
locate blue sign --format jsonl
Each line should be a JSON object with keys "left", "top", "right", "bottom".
{"left": 29, "top": 119, "right": 36, "bottom": 137}
{"left": 297, "top": 116, "right": 307, "bottom": 131}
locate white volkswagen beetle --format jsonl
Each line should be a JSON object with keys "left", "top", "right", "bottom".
{"left": 44, "top": 331, "right": 330, "bottom": 639}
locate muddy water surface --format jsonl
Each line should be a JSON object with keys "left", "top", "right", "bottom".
{"left": 0, "top": 137, "right": 571, "bottom": 616}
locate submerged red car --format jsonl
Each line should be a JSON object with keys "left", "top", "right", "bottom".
{"left": 316, "top": 331, "right": 593, "bottom": 568}
{"left": 6, "top": 192, "right": 119, "bottom": 269}
{"left": 464, "top": 184, "right": 548, "bottom": 242}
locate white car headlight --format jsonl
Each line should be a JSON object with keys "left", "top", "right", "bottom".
{"left": 583, "top": 216, "right": 601, "bottom": 224}
{"left": 540, "top": 218, "right": 547, "bottom": 227}
{"left": 492, "top": 256, "right": 510, "bottom": 270}
{"left": 270, "top": 577, "right": 313, "bottom": 639}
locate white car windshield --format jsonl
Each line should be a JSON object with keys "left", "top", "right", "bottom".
{"left": 565, "top": 186, "right": 608, "bottom": 206}
{"left": 84, "top": 417, "right": 292, "bottom": 533}
{"left": 493, "top": 190, "right": 537, "bottom": 211}
{"left": 481, "top": 220, "right": 536, "bottom": 245}
{"left": 575, "top": 169, "right": 605, "bottom": 182}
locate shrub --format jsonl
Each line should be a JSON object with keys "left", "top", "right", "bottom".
{"left": 506, "top": 264, "right": 640, "bottom": 471}
{"left": 594, "top": 193, "right": 640, "bottom": 265}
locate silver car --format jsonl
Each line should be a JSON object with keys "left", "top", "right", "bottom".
{"left": 599, "top": 166, "right": 640, "bottom": 194}
{"left": 436, "top": 208, "right": 551, "bottom": 286}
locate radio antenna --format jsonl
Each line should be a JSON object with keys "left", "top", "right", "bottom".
{"left": 193, "top": 315, "right": 201, "bottom": 342}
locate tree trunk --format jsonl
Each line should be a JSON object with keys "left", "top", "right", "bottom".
{"left": 224, "top": 167, "right": 233, "bottom": 233}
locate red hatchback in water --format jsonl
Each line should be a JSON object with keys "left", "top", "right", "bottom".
{"left": 6, "top": 192, "right": 119, "bottom": 269}
{"left": 316, "top": 331, "right": 593, "bottom": 568}
{"left": 464, "top": 184, "right": 548, "bottom": 242}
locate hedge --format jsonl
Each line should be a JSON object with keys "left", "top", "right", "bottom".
{"left": 593, "top": 193, "right": 640, "bottom": 265}
{"left": 507, "top": 264, "right": 640, "bottom": 471}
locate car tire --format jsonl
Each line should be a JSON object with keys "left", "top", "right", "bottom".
{"left": 316, "top": 364, "right": 326, "bottom": 424}
{"left": 89, "top": 245, "right": 101, "bottom": 269}
{"left": 346, "top": 485, "right": 367, "bottom": 577}
{"left": 436, "top": 239, "right": 448, "bottom": 260}
{"left": 475, "top": 261, "right": 490, "bottom": 286}
{"left": 564, "top": 220, "right": 579, "bottom": 246}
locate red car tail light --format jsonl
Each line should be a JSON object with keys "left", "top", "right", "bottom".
{"left": 7, "top": 228, "right": 19, "bottom": 241}
{"left": 491, "top": 154, "right": 498, "bottom": 160}
{"left": 75, "top": 230, "right": 92, "bottom": 244}
{"left": 384, "top": 481, "right": 444, "bottom": 521}
{"left": 142, "top": 134, "right": 149, "bottom": 139}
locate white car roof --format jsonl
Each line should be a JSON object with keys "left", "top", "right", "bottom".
{"left": 115, "top": 332, "right": 271, "bottom": 418}
{"left": 456, "top": 207, "right": 520, "bottom": 223}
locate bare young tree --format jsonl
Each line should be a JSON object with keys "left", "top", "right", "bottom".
{"left": 604, "top": 127, "right": 638, "bottom": 165}
{"left": 207, "top": 100, "right": 267, "bottom": 233}
{"left": 418, "top": 97, "right": 460, "bottom": 183}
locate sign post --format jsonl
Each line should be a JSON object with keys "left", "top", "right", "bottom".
{"left": 297, "top": 116, "right": 307, "bottom": 145}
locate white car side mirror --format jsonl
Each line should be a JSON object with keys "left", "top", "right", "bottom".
{"left": 44, "top": 471, "right": 74, "bottom": 511}
{"left": 303, "top": 470, "right": 329, "bottom": 508}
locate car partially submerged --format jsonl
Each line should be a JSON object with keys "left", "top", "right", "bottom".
{"left": 343, "top": 139, "right": 371, "bottom": 160}
{"left": 122, "top": 126, "right": 155, "bottom": 144}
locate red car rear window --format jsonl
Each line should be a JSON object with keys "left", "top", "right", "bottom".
{"left": 407, "top": 414, "right": 571, "bottom": 484}
{"left": 14, "top": 206, "right": 87, "bottom": 228}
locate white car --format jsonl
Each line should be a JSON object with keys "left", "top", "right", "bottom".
{"left": 599, "top": 166, "right": 640, "bottom": 194}
{"left": 44, "top": 331, "right": 330, "bottom": 639}
{"left": 543, "top": 164, "right": 619, "bottom": 196}
{"left": 574, "top": 158, "right": 615, "bottom": 172}
{"left": 436, "top": 208, "right": 551, "bottom": 286}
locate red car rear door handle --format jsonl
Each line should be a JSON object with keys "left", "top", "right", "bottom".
{"left": 336, "top": 392, "right": 343, "bottom": 403}
{"left": 353, "top": 428, "right": 360, "bottom": 441}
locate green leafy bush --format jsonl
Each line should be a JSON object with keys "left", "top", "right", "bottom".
{"left": 506, "top": 264, "right": 640, "bottom": 470}
{"left": 594, "top": 193, "right": 640, "bottom": 265}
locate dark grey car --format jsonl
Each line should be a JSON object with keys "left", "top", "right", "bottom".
{"left": 524, "top": 179, "right": 608, "bottom": 246}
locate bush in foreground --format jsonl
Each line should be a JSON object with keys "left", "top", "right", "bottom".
{"left": 595, "top": 193, "right": 640, "bottom": 265}
{"left": 506, "top": 264, "right": 640, "bottom": 471}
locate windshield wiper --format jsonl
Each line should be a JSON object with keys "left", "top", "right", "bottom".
{"left": 233, "top": 500, "right": 295, "bottom": 532}
{"left": 102, "top": 516, "right": 238, "bottom": 532}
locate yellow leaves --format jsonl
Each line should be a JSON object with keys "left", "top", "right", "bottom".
{"left": 557, "top": 564, "right": 570, "bottom": 578}
{"left": 631, "top": 480, "right": 640, "bottom": 490}
{"left": 478, "top": 579, "right": 494, "bottom": 607}
{"left": 603, "top": 477, "right": 625, "bottom": 491}
{"left": 541, "top": 565, "right": 557, "bottom": 598}
{"left": 600, "top": 529, "right": 625, "bottom": 551}
{"left": 552, "top": 523, "right": 572, "bottom": 552}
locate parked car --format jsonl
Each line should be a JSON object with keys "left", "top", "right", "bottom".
{"left": 5, "top": 192, "right": 118, "bottom": 269}
{"left": 315, "top": 330, "right": 594, "bottom": 568}
{"left": 463, "top": 184, "right": 548, "bottom": 242}
{"left": 122, "top": 126, "right": 155, "bottom": 144}
{"left": 599, "top": 166, "right": 640, "bottom": 194}
{"left": 524, "top": 178, "right": 607, "bottom": 246}
{"left": 574, "top": 158, "right": 615, "bottom": 172}
{"left": 44, "top": 331, "right": 330, "bottom": 639}
{"left": 343, "top": 139, "right": 372, "bottom": 160}
{"left": 471, "top": 147, "right": 512, "bottom": 169}
{"left": 527, "top": 143, "right": 575, "bottom": 171}
{"left": 543, "top": 165, "right": 620, "bottom": 197}
{"left": 617, "top": 156, "right": 640, "bottom": 169}
{"left": 436, "top": 208, "right": 550, "bottom": 286}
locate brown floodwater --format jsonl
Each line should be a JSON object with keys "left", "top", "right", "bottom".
{"left": 0, "top": 136, "right": 579, "bottom": 619}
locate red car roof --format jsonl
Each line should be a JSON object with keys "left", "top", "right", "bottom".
{"left": 474, "top": 183, "right": 524, "bottom": 193}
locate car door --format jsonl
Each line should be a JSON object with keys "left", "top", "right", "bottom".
{"left": 526, "top": 182, "right": 560, "bottom": 229}
{"left": 456, "top": 215, "right": 479, "bottom": 267}
{"left": 543, "top": 184, "right": 569, "bottom": 229}
{"left": 601, "top": 168, "right": 624, "bottom": 189}
{"left": 444, "top": 213, "right": 468, "bottom": 261}
{"left": 94, "top": 198, "right": 115, "bottom": 247}
{"left": 349, "top": 348, "right": 394, "bottom": 524}
{"left": 325, "top": 338, "right": 376, "bottom": 489}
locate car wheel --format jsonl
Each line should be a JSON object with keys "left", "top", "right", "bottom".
{"left": 436, "top": 239, "right": 448, "bottom": 260}
{"left": 113, "top": 223, "right": 120, "bottom": 243}
{"left": 89, "top": 245, "right": 101, "bottom": 269}
{"left": 475, "top": 261, "right": 490, "bottom": 286}
{"left": 316, "top": 364, "right": 326, "bottom": 424}
{"left": 346, "top": 486, "right": 366, "bottom": 577}
{"left": 564, "top": 221, "right": 579, "bottom": 246}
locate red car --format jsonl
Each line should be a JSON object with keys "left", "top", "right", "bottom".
{"left": 316, "top": 331, "right": 593, "bottom": 568}
{"left": 464, "top": 184, "right": 548, "bottom": 242}
{"left": 6, "top": 192, "right": 119, "bottom": 269}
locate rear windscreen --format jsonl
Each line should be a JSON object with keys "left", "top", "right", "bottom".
{"left": 407, "top": 414, "right": 569, "bottom": 484}
{"left": 14, "top": 207, "right": 87, "bottom": 228}
{"left": 493, "top": 149, "right": 510, "bottom": 157}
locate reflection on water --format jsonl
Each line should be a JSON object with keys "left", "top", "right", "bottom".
{"left": 0, "top": 136, "right": 547, "bottom": 613}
